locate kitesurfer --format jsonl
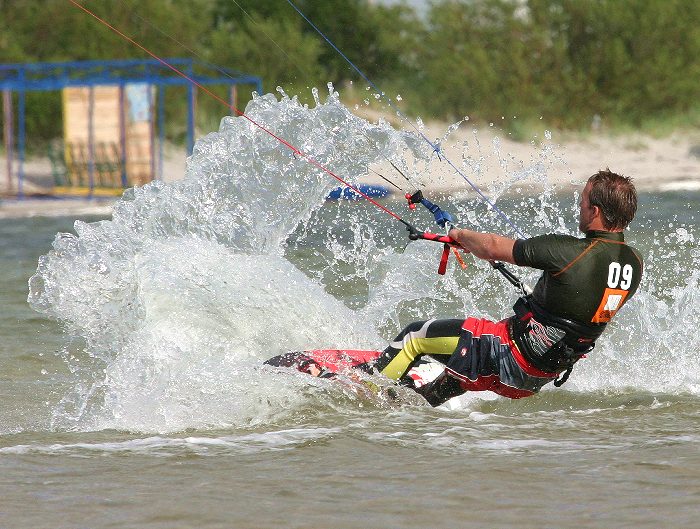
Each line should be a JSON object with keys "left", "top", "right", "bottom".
{"left": 266, "top": 169, "right": 643, "bottom": 407}
{"left": 371, "top": 169, "right": 643, "bottom": 405}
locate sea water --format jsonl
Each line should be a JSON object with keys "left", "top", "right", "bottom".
{"left": 1, "top": 88, "right": 699, "bottom": 528}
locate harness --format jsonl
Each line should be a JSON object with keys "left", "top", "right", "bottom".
{"left": 510, "top": 296, "right": 603, "bottom": 385}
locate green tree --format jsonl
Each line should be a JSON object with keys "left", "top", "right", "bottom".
{"left": 2, "top": 0, "right": 212, "bottom": 62}
{"left": 1, "top": 0, "right": 214, "bottom": 144}
{"left": 415, "top": 0, "right": 700, "bottom": 128}
{"left": 207, "top": 15, "right": 325, "bottom": 97}
{"left": 3, "top": 0, "right": 700, "bottom": 145}
{"left": 528, "top": 0, "right": 700, "bottom": 126}
{"left": 416, "top": 0, "right": 537, "bottom": 122}
{"left": 208, "top": 0, "right": 420, "bottom": 89}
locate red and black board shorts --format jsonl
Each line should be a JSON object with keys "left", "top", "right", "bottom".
{"left": 444, "top": 317, "right": 559, "bottom": 399}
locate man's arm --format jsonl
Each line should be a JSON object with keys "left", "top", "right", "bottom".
{"left": 448, "top": 228, "right": 517, "bottom": 264}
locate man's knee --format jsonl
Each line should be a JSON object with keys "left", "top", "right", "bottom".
{"left": 396, "top": 320, "right": 430, "bottom": 341}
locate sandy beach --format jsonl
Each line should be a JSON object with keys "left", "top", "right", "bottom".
{"left": 371, "top": 118, "right": 700, "bottom": 194}
{"left": 2, "top": 124, "right": 699, "bottom": 219}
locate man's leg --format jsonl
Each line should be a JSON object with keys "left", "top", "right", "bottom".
{"left": 372, "top": 319, "right": 464, "bottom": 381}
{"left": 417, "top": 317, "right": 544, "bottom": 406}
{"left": 415, "top": 371, "right": 466, "bottom": 406}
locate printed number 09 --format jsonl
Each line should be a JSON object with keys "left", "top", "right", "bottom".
{"left": 608, "top": 262, "right": 633, "bottom": 290}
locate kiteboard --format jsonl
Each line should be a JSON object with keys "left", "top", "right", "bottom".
{"left": 264, "top": 349, "right": 445, "bottom": 401}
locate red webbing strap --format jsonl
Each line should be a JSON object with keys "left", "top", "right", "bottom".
{"left": 438, "top": 243, "right": 450, "bottom": 275}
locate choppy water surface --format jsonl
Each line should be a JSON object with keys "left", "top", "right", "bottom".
{"left": 2, "top": 89, "right": 699, "bottom": 528}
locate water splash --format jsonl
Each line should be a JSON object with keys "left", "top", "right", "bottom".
{"left": 28, "top": 87, "right": 430, "bottom": 432}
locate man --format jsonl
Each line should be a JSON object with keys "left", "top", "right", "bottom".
{"left": 371, "top": 168, "right": 643, "bottom": 406}
{"left": 267, "top": 169, "right": 643, "bottom": 407}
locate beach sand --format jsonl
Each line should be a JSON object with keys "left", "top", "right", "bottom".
{"left": 366, "top": 118, "right": 700, "bottom": 194}
{"left": 1, "top": 124, "right": 699, "bottom": 218}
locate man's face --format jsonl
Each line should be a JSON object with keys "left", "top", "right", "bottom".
{"left": 578, "top": 182, "right": 595, "bottom": 232}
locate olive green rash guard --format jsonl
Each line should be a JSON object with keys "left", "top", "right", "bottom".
{"left": 512, "top": 231, "right": 644, "bottom": 328}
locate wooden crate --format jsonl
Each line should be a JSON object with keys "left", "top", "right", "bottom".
{"left": 61, "top": 84, "right": 154, "bottom": 191}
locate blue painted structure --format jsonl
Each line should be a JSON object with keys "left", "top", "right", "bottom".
{"left": 0, "top": 58, "right": 262, "bottom": 197}
{"left": 327, "top": 184, "right": 390, "bottom": 200}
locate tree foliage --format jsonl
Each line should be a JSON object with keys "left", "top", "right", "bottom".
{"left": 2, "top": 0, "right": 700, "bottom": 145}
{"left": 415, "top": 0, "right": 700, "bottom": 127}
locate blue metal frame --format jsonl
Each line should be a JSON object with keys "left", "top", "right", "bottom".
{"left": 0, "top": 58, "right": 262, "bottom": 198}
{"left": 0, "top": 58, "right": 262, "bottom": 91}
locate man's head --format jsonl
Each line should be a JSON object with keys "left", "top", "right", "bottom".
{"left": 579, "top": 169, "right": 637, "bottom": 233}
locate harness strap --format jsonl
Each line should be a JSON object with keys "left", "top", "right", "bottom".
{"left": 553, "top": 366, "right": 573, "bottom": 387}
